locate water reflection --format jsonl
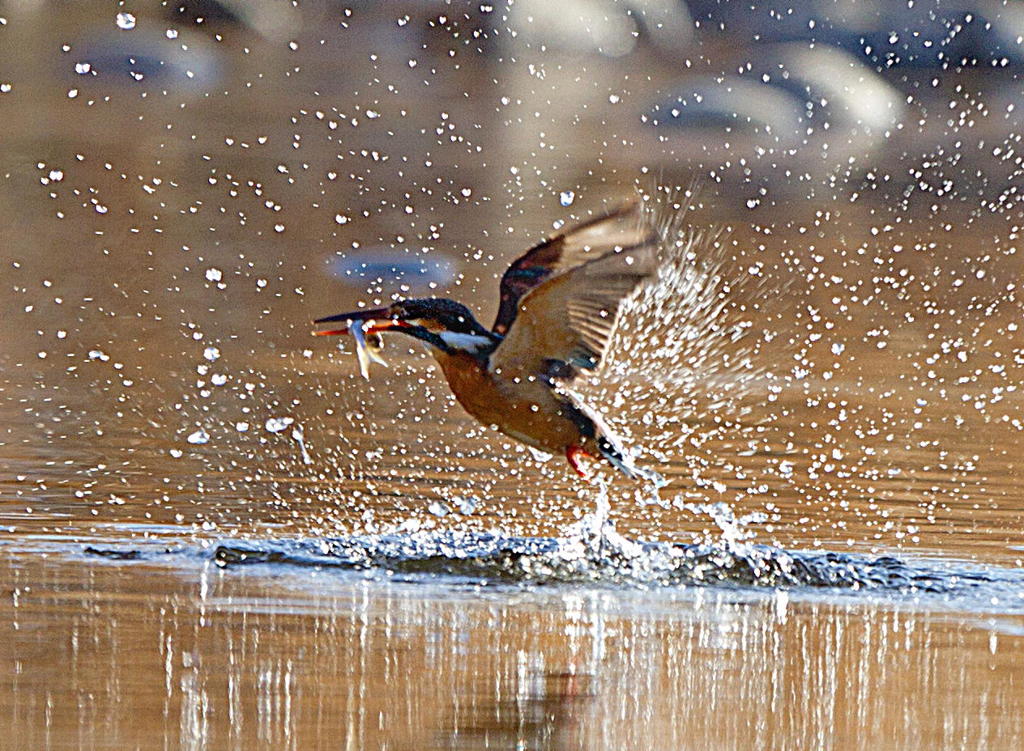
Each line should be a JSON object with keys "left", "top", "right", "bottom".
{"left": 2, "top": 550, "right": 1021, "bottom": 750}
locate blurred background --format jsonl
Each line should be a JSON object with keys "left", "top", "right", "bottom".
{"left": 2, "top": 0, "right": 1022, "bottom": 545}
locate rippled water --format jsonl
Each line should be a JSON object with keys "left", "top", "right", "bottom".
{"left": 3, "top": 2, "right": 1024, "bottom": 749}
{"left": 5, "top": 534, "right": 1024, "bottom": 750}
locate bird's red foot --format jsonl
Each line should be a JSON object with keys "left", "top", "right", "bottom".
{"left": 566, "top": 445, "right": 596, "bottom": 481}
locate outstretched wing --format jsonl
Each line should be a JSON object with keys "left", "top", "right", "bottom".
{"left": 492, "top": 201, "right": 657, "bottom": 335}
{"left": 488, "top": 220, "right": 660, "bottom": 382}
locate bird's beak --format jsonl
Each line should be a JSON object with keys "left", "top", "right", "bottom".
{"left": 311, "top": 307, "right": 410, "bottom": 336}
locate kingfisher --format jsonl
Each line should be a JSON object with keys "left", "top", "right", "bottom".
{"left": 314, "top": 202, "right": 664, "bottom": 484}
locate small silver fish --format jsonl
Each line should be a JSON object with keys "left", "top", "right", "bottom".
{"left": 350, "top": 320, "right": 387, "bottom": 379}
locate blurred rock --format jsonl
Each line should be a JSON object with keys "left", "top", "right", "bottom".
{"left": 161, "top": 0, "right": 303, "bottom": 42}
{"left": 328, "top": 249, "right": 458, "bottom": 293}
{"left": 63, "top": 28, "right": 222, "bottom": 90}
{"left": 509, "top": 0, "right": 695, "bottom": 57}
{"left": 646, "top": 43, "right": 904, "bottom": 179}
{"left": 685, "top": 0, "right": 1024, "bottom": 69}
{"left": 649, "top": 76, "right": 806, "bottom": 150}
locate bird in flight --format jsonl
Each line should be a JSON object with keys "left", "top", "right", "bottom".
{"left": 314, "top": 201, "right": 664, "bottom": 484}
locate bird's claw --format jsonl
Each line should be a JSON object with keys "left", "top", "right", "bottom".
{"left": 566, "top": 445, "right": 596, "bottom": 482}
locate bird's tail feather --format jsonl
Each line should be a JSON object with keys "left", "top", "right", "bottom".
{"left": 597, "top": 436, "right": 666, "bottom": 488}
{"left": 555, "top": 384, "right": 666, "bottom": 488}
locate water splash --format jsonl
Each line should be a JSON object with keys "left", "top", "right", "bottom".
{"left": 164, "top": 482, "right": 1024, "bottom": 603}
{"left": 566, "top": 187, "right": 789, "bottom": 501}
{"left": 199, "top": 529, "right": 1024, "bottom": 604}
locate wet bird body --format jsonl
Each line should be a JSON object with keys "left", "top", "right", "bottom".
{"left": 432, "top": 350, "right": 574, "bottom": 453}
{"left": 315, "top": 202, "right": 663, "bottom": 483}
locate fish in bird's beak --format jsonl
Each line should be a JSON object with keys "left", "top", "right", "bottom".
{"left": 312, "top": 307, "right": 407, "bottom": 379}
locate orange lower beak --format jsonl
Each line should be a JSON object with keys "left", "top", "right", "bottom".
{"left": 312, "top": 326, "right": 351, "bottom": 337}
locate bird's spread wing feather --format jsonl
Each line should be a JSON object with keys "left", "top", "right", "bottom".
{"left": 488, "top": 207, "right": 660, "bottom": 381}
{"left": 491, "top": 201, "right": 657, "bottom": 335}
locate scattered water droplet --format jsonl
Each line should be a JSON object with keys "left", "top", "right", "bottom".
{"left": 205, "top": 267, "right": 222, "bottom": 283}
{"left": 559, "top": 190, "right": 575, "bottom": 207}
{"left": 186, "top": 429, "right": 209, "bottom": 445}
{"left": 203, "top": 346, "right": 220, "bottom": 362}
{"left": 265, "top": 416, "right": 294, "bottom": 433}
{"left": 454, "top": 497, "right": 478, "bottom": 515}
{"left": 291, "top": 426, "right": 313, "bottom": 464}
{"left": 116, "top": 12, "right": 136, "bottom": 30}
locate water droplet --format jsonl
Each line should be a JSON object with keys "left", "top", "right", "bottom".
{"left": 203, "top": 346, "right": 220, "bottom": 362}
{"left": 559, "top": 190, "right": 575, "bottom": 207}
{"left": 205, "top": 267, "right": 222, "bottom": 282}
{"left": 454, "top": 497, "right": 478, "bottom": 515}
{"left": 291, "top": 426, "right": 313, "bottom": 464}
{"left": 265, "top": 416, "right": 294, "bottom": 433}
{"left": 116, "top": 12, "right": 136, "bottom": 30}
{"left": 74, "top": 62, "right": 91, "bottom": 75}
{"left": 187, "top": 429, "right": 209, "bottom": 445}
